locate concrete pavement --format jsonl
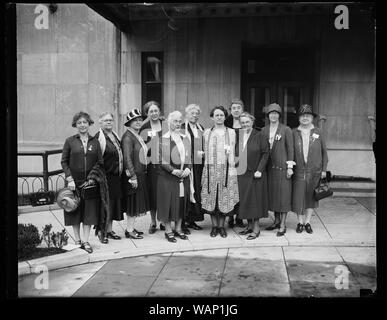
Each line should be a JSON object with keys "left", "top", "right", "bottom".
{"left": 18, "top": 196, "right": 376, "bottom": 297}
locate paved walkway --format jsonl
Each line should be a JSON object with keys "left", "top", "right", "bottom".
{"left": 18, "top": 197, "right": 376, "bottom": 297}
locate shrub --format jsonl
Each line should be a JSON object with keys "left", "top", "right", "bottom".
{"left": 18, "top": 223, "right": 41, "bottom": 255}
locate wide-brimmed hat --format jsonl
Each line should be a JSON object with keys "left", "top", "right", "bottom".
{"left": 124, "top": 108, "right": 142, "bottom": 127}
{"left": 298, "top": 104, "right": 317, "bottom": 117}
{"left": 265, "top": 103, "right": 282, "bottom": 115}
{"left": 56, "top": 188, "right": 80, "bottom": 212}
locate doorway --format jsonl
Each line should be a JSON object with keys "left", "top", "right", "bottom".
{"left": 241, "top": 45, "right": 315, "bottom": 129}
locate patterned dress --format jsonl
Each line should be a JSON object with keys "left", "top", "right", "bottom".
{"left": 201, "top": 127, "right": 239, "bottom": 215}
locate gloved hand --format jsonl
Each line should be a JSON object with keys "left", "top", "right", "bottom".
{"left": 68, "top": 180, "right": 76, "bottom": 190}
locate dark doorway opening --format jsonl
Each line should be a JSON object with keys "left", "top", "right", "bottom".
{"left": 241, "top": 44, "right": 315, "bottom": 129}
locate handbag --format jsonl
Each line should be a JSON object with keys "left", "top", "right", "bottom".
{"left": 314, "top": 178, "right": 333, "bottom": 201}
{"left": 30, "top": 188, "right": 56, "bottom": 206}
{"left": 81, "top": 184, "right": 100, "bottom": 200}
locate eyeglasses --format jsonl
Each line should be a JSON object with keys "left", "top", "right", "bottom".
{"left": 102, "top": 119, "right": 114, "bottom": 122}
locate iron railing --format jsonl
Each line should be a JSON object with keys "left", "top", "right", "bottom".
{"left": 18, "top": 149, "right": 65, "bottom": 206}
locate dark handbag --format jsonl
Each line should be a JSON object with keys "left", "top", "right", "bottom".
{"left": 314, "top": 178, "right": 333, "bottom": 201}
{"left": 81, "top": 184, "right": 100, "bottom": 200}
{"left": 30, "top": 188, "right": 56, "bottom": 206}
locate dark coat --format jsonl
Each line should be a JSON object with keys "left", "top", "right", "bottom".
{"left": 157, "top": 133, "right": 192, "bottom": 223}
{"left": 121, "top": 129, "right": 147, "bottom": 179}
{"left": 237, "top": 129, "right": 269, "bottom": 219}
{"left": 261, "top": 123, "right": 294, "bottom": 212}
{"left": 61, "top": 133, "right": 103, "bottom": 226}
{"left": 181, "top": 122, "right": 205, "bottom": 222}
{"left": 61, "top": 134, "right": 103, "bottom": 187}
{"left": 139, "top": 119, "right": 165, "bottom": 210}
{"left": 292, "top": 126, "right": 329, "bottom": 214}
{"left": 94, "top": 130, "right": 122, "bottom": 199}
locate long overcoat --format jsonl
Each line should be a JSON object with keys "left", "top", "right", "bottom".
{"left": 236, "top": 129, "right": 269, "bottom": 219}
{"left": 261, "top": 123, "right": 294, "bottom": 213}
{"left": 292, "top": 126, "right": 328, "bottom": 214}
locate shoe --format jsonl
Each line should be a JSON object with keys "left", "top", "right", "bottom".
{"left": 134, "top": 229, "right": 144, "bottom": 235}
{"left": 228, "top": 218, "right": 235, "bottom": 228}
{"left": 165, "top": 232, "right": 177, "bottom": 243}
{"left": 107, "top": 231, "right": 121, "bottom": 240}
{"left": 265, "top": 222, "right": 280, "bottom": 231}
{"left": 219, "top": 227, "right": 227, "bottom": 238}
{"left": 81, "top": 241, "right": 93, "bottom": 253}
{"left": 160, "top": 223, "right": 166, "bottom": 231}
{"left": 247, "top": 231, "right": 260, "bottom": 240}
{"left": 187, "top": 222, "right": 203, "bottom": 230}
{"left": 235, "top": 218, "right": 245, "bottom": 228}
{"left": 125, "top": 230, "right": 143, "bottom": 239}
{"left": 75, "top": 240, "right": 82, "bottom": 246}
{"left": 238, "top": 228, "right": 253, "bottom": 235}
{"left": 276, "top": 227, "right": 287, "bottom": 237}
{"left": 210, "top": 227, "right": 219, "bottom": 237}
{"left": 174, "top": 231, "right": 188, "bottom": 240}
{"left": 182, "top": 226, "right": 191, "bottom": 235}
{"left": 97, "top": 231, "right": 109, "bottom": 244}
{"left": 296, "top": 223, "right": 304, "bottom": 233}
{"left": 148, "top": 224, "right": 157, "bottom": 234}
{"left": 304, "top": 223, "right": 313, "bottom": 234}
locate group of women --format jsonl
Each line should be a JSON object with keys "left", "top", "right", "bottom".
{"left": 61, "top": 100, "right": 328, "bottom": 253}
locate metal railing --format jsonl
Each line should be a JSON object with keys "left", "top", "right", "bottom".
{"left": 18, "top": 149, "right": 65, "bottom": 206}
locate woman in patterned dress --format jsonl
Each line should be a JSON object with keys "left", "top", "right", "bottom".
{"left": 201, "top": 106, "right": 239, "bottom": 238}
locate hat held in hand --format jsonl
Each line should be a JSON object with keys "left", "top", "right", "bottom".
{"left": 56, "top": 187, "right": 80, "bottom": 212}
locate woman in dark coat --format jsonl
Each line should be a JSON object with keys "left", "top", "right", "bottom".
{"left": 181, "top": 103, "right": 205, "bottom": 231}
{"left": 236, "top": 112, "right": 269, "bottom": 239}
{"left": 61, "top": 111, "right": 103, "bottom": 253}
{"left": 157, "top": 111, "right": 192, "bottom": 243}
{"left": 224, "top": 99, "right": 245, "bottom": 228}
{"left": 139, "top": 101, "right": 166, "bottom": 234}
{"left": 261, "top": 103, "right": 295, "bottom": 237}
{"left": 292, "top": 104, "right": 328, "bottom": 234}
{"left": 95, "top": 112, "right": 123, "bottom": 241}
{"left": 121, "top": 108, "right": 150, "bottom": 239}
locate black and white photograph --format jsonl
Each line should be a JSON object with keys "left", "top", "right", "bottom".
{"left": 6, "top": 2, "right": 379, "bottom": 303}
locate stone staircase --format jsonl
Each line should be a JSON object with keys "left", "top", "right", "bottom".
{"left": 329, "top": 180, "right": 376, "bottom": 198}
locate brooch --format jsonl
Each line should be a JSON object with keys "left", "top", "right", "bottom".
{"left": 275, "top": 134, "right": 282, "bottom": 141}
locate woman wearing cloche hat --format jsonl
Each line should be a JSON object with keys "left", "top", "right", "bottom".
{"left": 261, "top": 103, "right": 295, "bottom": 236}
{"left": 121, "top": 108, "right": 151, "bottom": 240}
{"left": 292, "top": 104, "right": 328, "bottom": 234}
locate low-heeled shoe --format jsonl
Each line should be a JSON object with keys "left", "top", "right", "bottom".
{"left": 265, "top": 223, "right": 280, "bottom": 231}
{"left": 125, "top": 230, "right": 143, "bottom": 239}
{"left": 165, "top": 232, "right": 177, "bottom": 243}
{"left": 304, "top": 223, "right": 313, "bottom": 234}
{"left": 239, "top": 228, "right": 253, "bottom": 235}
{"left": 174, "top": 231, "right": 188, "bottom": 240}
{"left": 210, "top": 227, "right": 218, "bottom": 237}
{"left": 219, "top": 227, "right": 227, "bottom": 238}
{"left": 296, "top": 223, "right": 304, "bottom": 233}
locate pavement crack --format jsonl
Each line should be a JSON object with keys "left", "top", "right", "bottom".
{"left": 315, "top": 208, "right": 333, "bottom": 239}
{"left": 217, "top": 248, "right": 229, "bottom": 297}
{"left": 281, "top": 246, "right": 292, "bottom": 294}
{"left": 145, "top": 252, "right": 173, "bottom": 297}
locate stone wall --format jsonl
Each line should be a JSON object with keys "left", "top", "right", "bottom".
{"left": 17, "top": 3, "right": 120, "bottom": 147}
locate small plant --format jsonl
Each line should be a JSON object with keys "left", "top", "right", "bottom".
{"left": 51, "top": 229, "right": 69, "bottom": 248}
{"left": 41, "top": 224, "right": 68, "bottom": 248}
{"left": 18, "top": 223, "right": 41, "bottom": 255}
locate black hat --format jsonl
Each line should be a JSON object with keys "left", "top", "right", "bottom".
{"left": 124, "top": 108, "right": 142, "bottom": 127}
{"left": 298, "top": 104, "right": 317, "bottom": 117}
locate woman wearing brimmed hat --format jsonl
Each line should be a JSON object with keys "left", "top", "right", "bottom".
{"left": 61, "top": 111, "right": 103, "bottom": 253}
{"left": 292, "top": 104, "right": 328, "bottom": 234}
{"left": 121, "top": 108, "right": 151, "bottom": 239}
{"left": 261, "top": 103, "right": 295, "bottom": 236}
